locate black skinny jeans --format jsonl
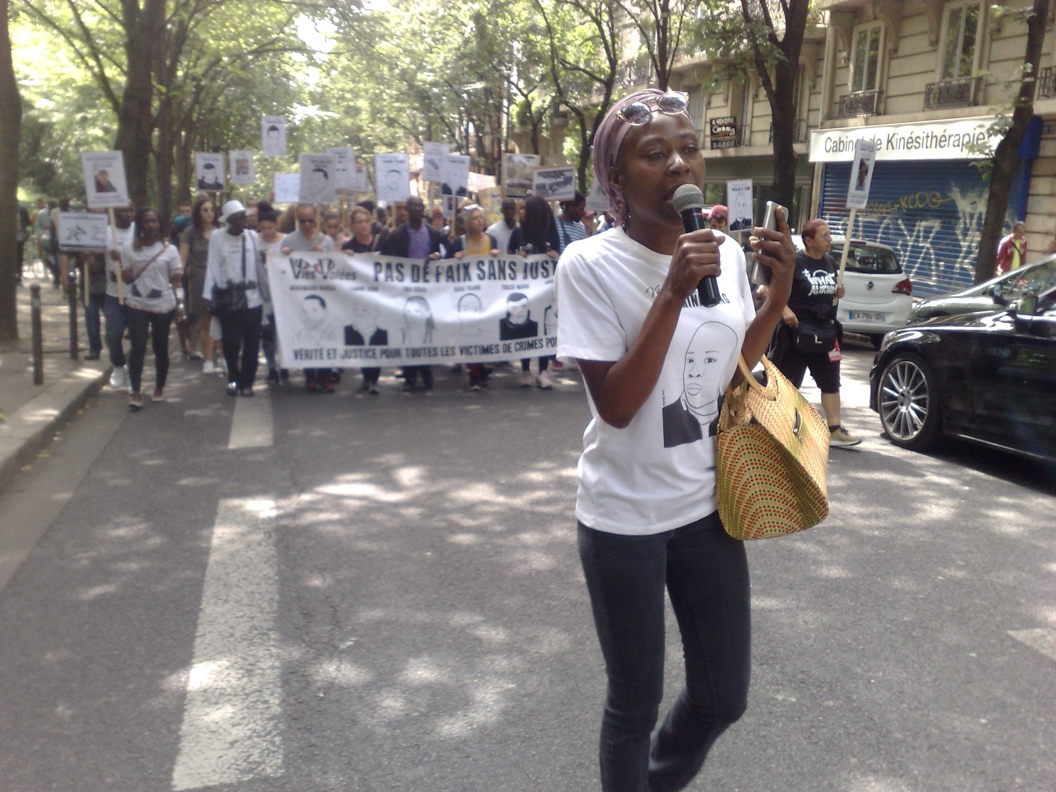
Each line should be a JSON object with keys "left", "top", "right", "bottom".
{"left": 219, "top": 305, "right": 263, "bottom": 389}
{"left": 578, "top": 512, "right": 751, "bottom": 792}
{"left": 127, "top": 307, "right": 174, "bottom": 394}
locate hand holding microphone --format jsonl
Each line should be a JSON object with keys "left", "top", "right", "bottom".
{"left": 671, "top": 184, "right": 722, "bottom": 307}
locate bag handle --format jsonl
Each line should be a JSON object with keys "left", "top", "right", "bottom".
{"left": 734, "top": 354, "right": 778, "bottom": 402}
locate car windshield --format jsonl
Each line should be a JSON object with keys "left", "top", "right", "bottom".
{"left": 991, "top": 260, "right": 1056, "bottom": 300}
{"left": 831, "top": 244, "right": 901, "bottom": 274}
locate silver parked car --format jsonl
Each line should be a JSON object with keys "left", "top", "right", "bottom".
{"left": 909, "top": 256, "right": 1056, "bottom": 323}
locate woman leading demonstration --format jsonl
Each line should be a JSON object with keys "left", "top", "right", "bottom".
{"left": 555, "top": 89, "right": 794, "bottom": 791}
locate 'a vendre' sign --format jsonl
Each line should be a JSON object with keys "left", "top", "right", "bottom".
{"left": 809, "top": 117, "right": 1002, "bottom": 163}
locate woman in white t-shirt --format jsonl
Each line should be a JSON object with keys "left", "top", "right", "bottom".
{"left": 120, "top": 208, "right": 184, "bottom": 410}
{"left": 556, "top": 89, "right": 794, "bottom": 791}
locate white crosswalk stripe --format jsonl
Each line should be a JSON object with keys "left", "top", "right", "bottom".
{"left": 227, "top": 388, "right": 274, "bottom": 449}
{"left": 171, "top": 498, "right": 283, "bottom": 790}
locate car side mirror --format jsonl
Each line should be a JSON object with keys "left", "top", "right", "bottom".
{"left": 988, "top": 283, "right": 1008, "bottom": 305}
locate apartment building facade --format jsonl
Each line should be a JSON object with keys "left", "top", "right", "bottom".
{"left": 668, "top": 0, "right": 1056, "bottom": 298}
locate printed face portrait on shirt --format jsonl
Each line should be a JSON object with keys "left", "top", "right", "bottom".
{"left": 681, "top": 321, "right": 736, "bottom": 420}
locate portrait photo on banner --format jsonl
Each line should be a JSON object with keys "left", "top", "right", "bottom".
{"left": 327, "top": 146, "right": 356, "bottom": 192}
{"left": 261, "top": 115, "right": 287, "bottom": 157}
{"left": 299, "top": 153, "right": 337, "bottom": 203}
{"left": 374, "top": 153, "right": 411, "bottom": 203}
{"left": 229, "top": 150, "right": 256, "bottom": 185}
{"left": 267, "top": 251, "right": 559, "bottom": 369}
{"left": 81, "top": 151, "right": 130, "bottom": 209}
{"left": 195, "top": 152, "right": 226, "bottom": 192}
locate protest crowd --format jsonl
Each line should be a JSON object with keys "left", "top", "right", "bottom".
{"left": 22, "top": 184, "right": 602, "bottom": 408}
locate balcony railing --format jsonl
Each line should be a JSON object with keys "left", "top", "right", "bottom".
{"left": 768, "top": 119, "right": 808, "bottom": 145}
{"left": 1037, "top": 66, "right": 1056, "bottom": 100}
{"left": 698, "top": 124, "right": 751, "bottom": 149}
{"left": 837, "top": 90, "right": 879, "bottom": 118}
{"left": 924, "top": 77, "right": 981, "bottom": 110}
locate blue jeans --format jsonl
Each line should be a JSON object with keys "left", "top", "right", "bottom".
{"left": 85, "top": 293, "right": 104, "bottom": 354}
{"left": 103, "top": 294, "right": 128, "bottom": 368}
{"left": 578, "top": 512, "right": 750, "bottom": 792}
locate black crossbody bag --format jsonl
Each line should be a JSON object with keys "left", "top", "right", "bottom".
{"left": 212, "top": 235, "right": 250, "bottom": 319}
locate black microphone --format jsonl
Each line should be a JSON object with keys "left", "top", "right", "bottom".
{"left": 672, "top": 184, "right": 721, "bottom": 308}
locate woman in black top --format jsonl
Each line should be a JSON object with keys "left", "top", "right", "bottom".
{"left": 507, "top": 195, "right": 560, "bottom": 389}
{"left": 341, "top": 206, "right": 385, "bottom": 254}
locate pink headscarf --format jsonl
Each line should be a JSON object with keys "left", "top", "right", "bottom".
{"left": 592, "top": 89, "right": 693, "bottom": 227}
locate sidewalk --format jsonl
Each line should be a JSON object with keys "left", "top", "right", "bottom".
{"left": 0, "top": 272, "right": 109, "bottom": 489}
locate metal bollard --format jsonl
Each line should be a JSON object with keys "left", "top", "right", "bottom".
{"left": 67, "top": 274, "right": 79, "bottom": 360}
{"left": 30, "top": 284, "right": 44, "bottom": 385}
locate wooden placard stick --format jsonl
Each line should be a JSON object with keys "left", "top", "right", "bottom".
{"left": 835, "top": 207, "right": 856, "bottom": 303}
{"left": 107, "top": 207, "right": 125, "bottom": 304}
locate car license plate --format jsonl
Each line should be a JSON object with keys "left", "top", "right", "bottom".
{"left": 849, "top": 310, "right": 885, "bottom": 322}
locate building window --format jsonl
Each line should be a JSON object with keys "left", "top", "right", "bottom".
{"left": 941, "top": 1, "right": 982, "bottom": 80}
{"left": 687, "top": 86, "right": 705, "bottom": 128}
{"left": 850, "top": 22, "right": 883, "bottom": 93}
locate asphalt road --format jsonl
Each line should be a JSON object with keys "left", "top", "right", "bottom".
{"left": 0, "top": 346, "right": 1053, "bottom": 792}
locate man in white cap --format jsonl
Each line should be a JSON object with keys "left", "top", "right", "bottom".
{"left": 202, "top": 200, "right": 266, "bottom": 397}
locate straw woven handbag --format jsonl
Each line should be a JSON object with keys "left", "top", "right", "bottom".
{"left": 716, "top": 355, "right": 830, "bottom": 540}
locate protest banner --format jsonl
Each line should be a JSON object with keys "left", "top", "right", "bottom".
{"left": 299, "top": 153, "right": 337, "bottom": 203}
{"left": 726, "top": 179, "right": 753, "bottom": 231}
{"left": 262, "top": 115, "right": 287, "bottom": 157}
{"left": 229, "top": 151, "right": 256, "bottom": 185}
{"left": 268, "top": 252, "right": 558, "bottom": 369}
{"left": 532, "top": 166, "right": 576, "bottom": 201}
{"left": 503, "top": 153, "right": 539, "bottom": 199}
{"left": 439, "top": 154, "right": 471, "bottom": 217}
{"left": 351, "top": 163, "right": 369, "bottom": 194}
{"left": 375, "top": 153, "right": 411, "bottom": 202}
{"left": 422, "top": 142, "right": 451, "bottom": 183}
{"left": 847, "top": 139, "right": 877, "bottom": 211}
{"left": 195, "top": 152, "right": 226, "bottom": 192}
{"left": 81, "top": 151, "right": 130, "bottom": 210}
{"left": 327, "top": 146, "right": 356, "bottom": 191}
{"left": 586, "top": 177, "right": 608, "bottom": 213}
{"left": 57, "top": 212, "right": 109, "bottom": 251}
{"left": 274, "top": 172, "right": 300, "bottom": 204}
{"left": 467, "top": 172, "right": 497, "bottom": 193}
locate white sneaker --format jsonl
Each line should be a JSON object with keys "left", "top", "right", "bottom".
{"left": 519, "top": 370, "right": 533, "bottom": 387}
{"left": 537, "top": 370, "right": 554, "bottom": 389}
{"left": 109, "top": 364, "right": 127, "bottom": 390}
{"left": 202, "top": 360, "right": 215, "bottom": 375}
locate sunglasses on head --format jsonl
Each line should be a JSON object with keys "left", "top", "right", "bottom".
{"left": 616, "top": 92, "right": 690, "bottom": 126}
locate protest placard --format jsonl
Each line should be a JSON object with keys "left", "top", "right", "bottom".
{"left": 299, "top": 154, "right": 337, "bottom": 203}
{"left": 586, "top": 177, "right": 608, "bottom": 213}
{"left": 81, "top": 151, "right": 130, "bottom": 210}
{"left": 195, "top": 152, "right": 226, "bottom": 192}
{"left": 532, "top": 166, "right": 576, "bottom": 202}
{"left": 229, "top": 151, "right": 255, "bottom": 185}
{"left": 726, "top": 179, "right": 753, "bottom": 231}
{"left": 847, "top": 139, "right": 877, "bottom": 210}
{"left": 262, "top": 115, "right": 287, "bottom": 157}
{"left": 57, "top": 212, "right": 109, "bottom": 250}
{"left": 274, "top": 173, "right": 300, "bottom": 204}
{"left": 375, "top": 153, "right": 411, "bottom": 202}
{"left": 503, "top": 153, "right": 539, "bottom": 199}
{"left": 422, "top": 142, "right": 451, "bottom": 183}
{"left": 269, "top": 252, "right": 558, "bottom": 368}
{"left": 327, "top": 146, "right": 356, "bottom": 191}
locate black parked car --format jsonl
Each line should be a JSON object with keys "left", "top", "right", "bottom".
{"left": 908, "top": 257, "right": 1056, "bottom": 323}
{"left": 870, "top": 288, "right": 1056, "bottom": 461}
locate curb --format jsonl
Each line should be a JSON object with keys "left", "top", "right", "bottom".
{"left": 0, "top": 365, "right": 110, "bottom": 492}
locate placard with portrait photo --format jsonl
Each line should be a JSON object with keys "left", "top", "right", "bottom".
{"left": 326, "top": 146, "right": 356, "bottom": 192}
{"left": 299, "top": 154, "right": 337, "bottom": 203}
{"left": 262, "top": 115, "right": 287, "bottom": 157}
{"left": 374, "top": 153, "right": 411, "bottom": 202}
{"left": 81, "top": 151, "right": 130, "bottom": 209}
{"left": 229, "top": 150, "right": 255, "bottom": 185}
{"left": 195, "top": 152, "right": 226, "bottom": 192}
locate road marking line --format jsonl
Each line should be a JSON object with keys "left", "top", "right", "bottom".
{"left": 171, "top": 498, "right": 282, "bottom": 790}
{"left": 1008, "top": 628, "right": 1056, "bottom": 662}
{"left": 227, "top": 388, "right": 273, "bottom": 449}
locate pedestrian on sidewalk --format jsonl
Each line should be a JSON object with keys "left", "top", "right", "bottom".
{"left": 556, "top": 88, "right": 795, "bottom": 792}
{"left": 203, "top": 201, "right": 265, "bottom": 398}
{"left": 120, "top": 208, "right": 183, "bottom": 410}
{"left": 104, "top": 206, "right": 136, "bottom": 390}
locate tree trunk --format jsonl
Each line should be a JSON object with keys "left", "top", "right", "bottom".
{"left": 770, "top": 58, "right": 799, "bottom": 211}
{"left": 976, "top": 0, "right": 1049, "bottom": 284}
{"left": 0, "top": 0, "right": 22, "bottom": 346}
{"left": 113, "top": 0, "right": 165, "bottom": 208}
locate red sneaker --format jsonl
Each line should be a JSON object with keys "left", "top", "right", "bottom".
{"left": 306, "top": 377, "right": 318, "bottom": 392}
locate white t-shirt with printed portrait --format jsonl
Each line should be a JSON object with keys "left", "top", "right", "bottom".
{"left": 120, "top": 241, "right": 182, "bottom": 313}
{"left": 556, "top": 226, "right": 755, "bottom": 536}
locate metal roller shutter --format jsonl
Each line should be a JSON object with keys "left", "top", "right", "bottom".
{"left": 819, "top": 161, "right": 1016, "bottom": 298}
